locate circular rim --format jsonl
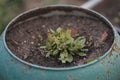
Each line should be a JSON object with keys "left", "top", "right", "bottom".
{"left": 3, "top": 5, "right": 116, "bottom": 71}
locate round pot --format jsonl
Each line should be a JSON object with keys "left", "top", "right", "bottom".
{"left": 0, "top": 5, "right": 120, "bottom": 80}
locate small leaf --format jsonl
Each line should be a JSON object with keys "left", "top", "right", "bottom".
{"left": 61, "top": 60, "right": 66, "bottom": 63}
{"left": 47, "top": 33, "right": 53, "bottom": 41}
{"left": 38, "top": 35, "right": 43, "bottom": 41}
{"left": 89, "top": 36, "right": 93, "bottom": 41}
{"left": 59, "top": 53, "right": 65, "bottom": 59}
{"left": 81, "top": 49, "right": 88, "bottom": 52}
{"left": 49, "top": 28, "right": 55, "bottom": 33}
{"left": 52, "top": 50, "right": 59, "bottom": 56}
{"left": 46, "top": 42, "right": 51, "bottom": 50}
{"left": 39, "top": 46, "right": 46, "bottom": 49}
{"left": 66, "top": 54, "right": 73, "bottom": 63}
{"left": 66, "top": 29, "right": 72, "bottom": 38}
{"left": 38, "top": 43, "right": 41, "bottom": 46}
{"left": 54, "top": 37, "right": 60, "bottom": 44}
{"left": 75, "top": 37, "right": 86, "bottom": 48}
{"left": 79, "top": 37, "right": 86, "bottom": 44}
{"left": 31, "top": 42, "right": 34, "bottom": 45}
{"left": 86, "top": 58, "right": 94, "bottom": 63}
{"left": 46, "top": 52, "right": 51, "bottom": 57}
{"left": 78, "top": 52, "right": 86, "bottom": 57}
{"left": 57, "top": 27, "right": 62, "bottom": 33}
{"left": 60, "top": 32, "right": 65, "bottom": 40}
{"left": 59, "top": 53, "right": 66, "bottom": 63}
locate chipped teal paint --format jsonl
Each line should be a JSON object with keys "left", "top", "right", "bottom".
{"left": 0, "top": 6, "right": 120, "bottom": 80}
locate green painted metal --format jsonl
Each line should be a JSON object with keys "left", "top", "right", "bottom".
{"left": 0, "top": 6, "right": 120, "bottom": 80}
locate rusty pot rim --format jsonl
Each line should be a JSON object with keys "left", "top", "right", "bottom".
{"left": 3, "top": 5, "right": 116, "bottom": 71}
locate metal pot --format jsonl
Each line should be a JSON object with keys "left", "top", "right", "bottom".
{"left": 0, "top": 5, "right": 120, "bottom": 80}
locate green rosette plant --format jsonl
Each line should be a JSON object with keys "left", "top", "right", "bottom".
{"left": 39, "top": 27, "right": 89, "bottom": 63}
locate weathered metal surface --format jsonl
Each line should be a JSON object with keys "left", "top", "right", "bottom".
{"left": 0, "top": 6, "right": 120, "bottom": 80}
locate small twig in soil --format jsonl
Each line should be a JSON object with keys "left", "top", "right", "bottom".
{"left": 12, "top": 39, "right": 19, "bottom": 45}
{"left": 101, "top": 31, "right": 108, "bottom": 42}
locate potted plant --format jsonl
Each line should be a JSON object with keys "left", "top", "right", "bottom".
{"left": 0, "top": 5, "right": 120, "bottom": 80}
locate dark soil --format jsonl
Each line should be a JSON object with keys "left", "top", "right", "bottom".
{"left": 6, "top": 14, "right": 114, "bottom": 67}
{"left": 93, "top": 0, "right": 120, "bottom": 28}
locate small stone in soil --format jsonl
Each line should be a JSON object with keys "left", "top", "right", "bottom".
{"left": 31, "top": 42, "right": 34, "bottom": 45}
{"left": 24, "top": 53, "right": 28, "bottom": 59}
{"left": 42, "top": 25, "right": 46, "bottom": 28}
{"left": 32, "top": 35, "right": 36, "bottom": 39}
{"left": 67, "top": 23, "right": 72, "bottom": 26}
{"left": 24, "top": 40, "right": 27, "bottom": 43}
{"left": 38, "top": 43, "right": 41, "bottom": 46}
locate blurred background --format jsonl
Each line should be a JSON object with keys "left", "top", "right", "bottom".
{"left": 0, "top": 0, "right": 87, "bottom": 34}
{"left": 0, "top": 0, "right": 120, "bottom": 34}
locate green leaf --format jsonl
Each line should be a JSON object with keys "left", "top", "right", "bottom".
{"left": 74, "top": 37, "right": 86, "bottom": 48}
{"left": 79, "top": 37, "right": 86, "bottom": 44}
{"left": 49, "top": 28, "right": 55, "bottom": 33}
{"left": 60, "top": 32, "right": 65, "bottom": 40}
{"left": 39, "top": 46, "right": 46, "bottom": 49}
{"left": 59, "top": 53, "right": 66, "bottom": 63}
{"left": 86, "top": 58, "right": 94, "bottom": 63}
{"left": 47, "top": 33, "right": 53, "bottom": 41}
{"left": 78, "top": 52, "right": 86, "bottom": 57}
{"left": 46, "top": 42, "right": 51, "bottom": 50}
{"left": 89, "top": 36, "right": 93, "bottom": 41}
{"left": 43, "top": 27, "right": 88, "bottom": 63}
{"left": 52, "top": 49, "right": 59, "bottom": 56}
{"left": 66, "top": 54, "right": 73, "bottom": 63}
{"left": 59, "top": 53, "right": 65, "bottom": 59}
{"left": 38, "top": 34, "right": 43, "bottom": 40}
{"left": 46, "top": 52, "right": 51, "bottom": 57}
{"left": 31, "top": 42, "right": 34, "bottom": 45}
{"left": 54, "top": 37, "right": 60, "bottom": 44}
{"left": 57, "top": 27, "right": 62, "bottom": 33}
{"left": 61, "top": 60, "right": 66, "bottom": 63}
{"left": 81, "top": 49, "right": 88, "bottom": 52}
{"left": 66, "top": 29, "right": 72, "bottom": 39}
{"left": 59, "top": 53, "right": 73, "bottom": 63}
{"left": 38, "top": 43, "right": 41, "bottom": 46}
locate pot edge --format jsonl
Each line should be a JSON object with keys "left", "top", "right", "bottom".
{"left": 3, "top": 5, "right": 116, "bottom": 71}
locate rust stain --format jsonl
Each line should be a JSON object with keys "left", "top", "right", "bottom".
{"left": 96, "top": 76, "right": 100, "bottom": 80}
{"left": 10, "top": 59, "right": 18, "bottom": 64}
{"left": 109, "top": 48, "right": 114, "bottom": 58}
{"left": 106, "top": 70, "right": 111, "bottom": 77}
{"left": 101, "top": 60, "right": 105, "bottom": 65}
{"left": 113, "top": 43, "right": 120, "bottom": 51}
{"left": 108, "top": 61, "right": 110, "bottom": 64}
{"left": 25, "top": 65, "right": 32, "bottom": 71}
{"left": 116, "top": 54, "right": 119, "bottom": 58}
{"left": 22, "top": 70, "right": 25, "bottom": 74}
{"left": 39, "top": 69, "right": 46, "bottom": 76}
{"left": 27, "top": 66, "right": 32, "bottom": 71}
{"left": 110, "top": 62, "right": 115, "bottom": 66}
{"left": 68, "top": 74, "right": 78, "bottom": 80}
{"left": 109, "top": 43, "right": 120, "bottom": 58}
{"left": 107, "top": 60, "right": 115, "bottom": 66}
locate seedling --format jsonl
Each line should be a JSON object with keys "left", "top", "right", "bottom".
{"left": 39, "top": 27, "right": 89, "bottom": 63}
